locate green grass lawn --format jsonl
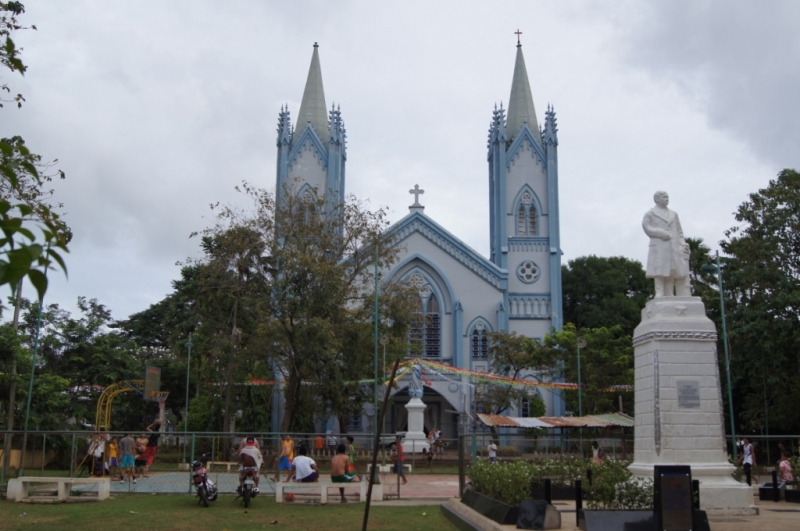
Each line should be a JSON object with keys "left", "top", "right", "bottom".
{"left": 0, "top": 495, "right": 454, "bottom": 531}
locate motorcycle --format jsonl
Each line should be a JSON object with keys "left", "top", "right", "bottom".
{"left": 191, "top": 457, "right": 218, "bottom": 508}
{"left": 237, "top": 467, "right": 259, "bottom": 508}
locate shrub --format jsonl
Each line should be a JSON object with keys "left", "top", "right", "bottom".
{"left": 469, "top": 459, "right": 534, "bottom": 507}
{"left": 585, "top": 459, "right": 653, "bottom": 510}
{"left": 469, "top": 457, "right": 653, "bottom": 510}
{"left": 530, "top": 455, "right": 587, "bottom": 486}
{"left": 496, "top": 446, "right": 521, "bottom": 457}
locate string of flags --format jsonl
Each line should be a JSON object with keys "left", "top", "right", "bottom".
{"left": 206, "top": 358, "right": 632, "bottom": 392}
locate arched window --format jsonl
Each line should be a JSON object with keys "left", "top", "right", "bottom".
{"left": 471, "top": 325, "right": 488, "bottom": 358}
{"left": 516, "top": 191, "right": 538, "bottom": 236}
{"left": 520, "top": 397, "right": 530, "bottom": 417}
{"left": 406, "top": 273, "right": 441, "bottom": 358}
{"left": 301, "top": 191, "right": 316, "bottom": 223}
{"left": 424, "top": 294, "right": 440, "bottom": 357}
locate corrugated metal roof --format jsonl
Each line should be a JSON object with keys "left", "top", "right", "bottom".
{"left": 478, "top": 412, "right": 633, "bottom": 429}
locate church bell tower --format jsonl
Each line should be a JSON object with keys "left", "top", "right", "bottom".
{"left": 488, "top": 38, "right": 563, "bottom": 338}
{"left": 276, "top": 43, "right": 347, "bottom": 209}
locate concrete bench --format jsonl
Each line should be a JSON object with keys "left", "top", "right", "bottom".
{"left": 366, "top": 463, "right": 412, "bottom": 474}
{"left": 206, "top": 461, "right": 239, "bottom": 472}
{"left": 275, "top": 479, "right": 382, "bottom": 503}
{"left": 7, "top": 477, "right": 110, "bottom": 502}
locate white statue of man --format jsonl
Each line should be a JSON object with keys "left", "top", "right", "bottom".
{"left": 642, "top": 191, "right": 691, "bottom": 297}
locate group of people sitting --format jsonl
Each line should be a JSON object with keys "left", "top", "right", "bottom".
{"left": 236, "top": 433, "right": 364, "bottom": 502}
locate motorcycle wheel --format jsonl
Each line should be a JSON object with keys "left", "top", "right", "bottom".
{"left": 210, "top": 489, "right": 218, "bottom": 502}
{"left": 243, "top": 485, "right": 251, "bottom": 508}
{"left": 198, "top": 485, "right": 209, "bottom": 508}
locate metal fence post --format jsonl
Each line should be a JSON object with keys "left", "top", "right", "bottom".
{"left": 41, "top": 433, "right": 46, "bottom": 476}
{"left": 458, "top": 434, "right": 465, "bottom": 497}
{"left": 189, "top": 433, "right": 196, "bottom": 493}
{"left": 70, "top": 433, "right": 76, "bottom": 478}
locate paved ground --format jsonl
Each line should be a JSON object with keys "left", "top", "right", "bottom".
{"left": 73, "top": 470, "right": 460, "bottom": 499}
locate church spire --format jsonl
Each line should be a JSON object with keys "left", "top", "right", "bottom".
{"left": 296, "top": 42, "right": 329, "bottom": 144}
{"left": 505, "top": 41, "right": 541, "bottom": 144}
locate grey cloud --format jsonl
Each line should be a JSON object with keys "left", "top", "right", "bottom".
{"left": 614, "top": 0, "right": 800, "bottom": 169}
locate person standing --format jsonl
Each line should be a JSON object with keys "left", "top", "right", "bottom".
{"left": 118, "top": 433, "right": 136, "bottom": 483}
{"left": 314, "top": 434, "right": 325, "bottom": 456}
{"left": 274, "top": 434, "right": 295, "bottom": 482}
{"left": 738, "top": 437, "right": 756, "bottom": 486}
{"left": 135, "top": 433, "right": 149, "bottom": 479}
{"left": 592, "top": 441, "right": 604, "bottom": 464}
{"left": 143, "top": 420, "right": 161, "bottom": 476}
{"left": 107, "top": 437, "right": 119, "bottom": 480}
{"left": 290, "top": 446, "right": 319, "bottom": 482}
{"left": 345, "top": 436, "right": 357, "bottom": 475}
{"left": 487, "top": 440, "right": 498, "bottom": 463}
{"left": 392, "top": 435, "right": 408, "bottom": 485}
{"left": 780, "top": 452, "right": 794, "bottom": 483}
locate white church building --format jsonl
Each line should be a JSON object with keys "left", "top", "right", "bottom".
{"left": 272, "top": 42, "right": 565, "bottom": 438}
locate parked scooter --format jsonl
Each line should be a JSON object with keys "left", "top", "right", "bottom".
{"left": 191, "top": 456, "right": 219, "bottom": 507}
{"left": 237, "top": 467, "right": 259, "bottom": 508}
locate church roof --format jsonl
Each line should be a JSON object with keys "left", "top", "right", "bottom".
{"left": 386, "top": 210, "right": 508, "bottom": 290}
{"left": 505, "top": 44, "right": 541, "bottom": 145}
{"left": 296, "top": 43, "right": 329, "bottom": 145}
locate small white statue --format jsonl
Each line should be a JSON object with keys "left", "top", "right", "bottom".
{"left": 642, "top": 191, "right": 691, "bottom": 297}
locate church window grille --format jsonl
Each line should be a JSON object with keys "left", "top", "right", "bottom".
{"left": 407, "top": 286, "right": 441, "bottom": 358}
{"left": 520, "top": 397, "right": 530, "bottom": 417}
{"left": 515, "top": 192, "right": 538, "bottom": 236}
{"left": 424, "top": 295, "right": 441, "bottom": 358}
{"left": 471, "top": 324, "right": 488, "bottom": 358}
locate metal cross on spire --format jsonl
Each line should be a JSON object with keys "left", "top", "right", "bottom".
{"left": 515, "top": 29, "right": 522, "bottom": 45}
{"left": 409, "top": 184, "right": 425, "bottom": 206}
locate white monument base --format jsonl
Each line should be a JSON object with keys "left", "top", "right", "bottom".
{"left": 629, "top": 297, "right": 756, "bottom": 516}
{"left": 403, "top": 397, "right": 430, "bottom": 454}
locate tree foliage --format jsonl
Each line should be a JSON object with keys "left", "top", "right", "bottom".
{"left": 545, "top": 323, "right": 634, "bottom": 416}
{"left": 0, "top": 3, "right": 68, "bottom": 308}
{"left": 474, "top": 331, "right": 552, "bottom": 437}
{"left": 561, "top": 256, "right": 651, "bottom": 337}
{"left": 720, "top": 169, "right": 800, "bottom": 433}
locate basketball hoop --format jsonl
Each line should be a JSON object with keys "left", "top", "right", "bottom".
{"left": 153, "top": 391, "right": 170, "bottom": 428}
{"left": 154, "top": 391, "right": 170, "bottom": 410}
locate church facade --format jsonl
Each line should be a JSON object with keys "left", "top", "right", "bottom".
{"left": 274, "top": 42, "right": 564, "bottom": 438}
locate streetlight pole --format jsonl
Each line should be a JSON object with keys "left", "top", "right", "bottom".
{"left": 373, "top": 244, "right": 380, "bottom": 442}
{"left": 576, "top": 338, "right": 586, "bottom": 456}
{"left": 702, "top": 250, "right": 737, "bottom": 463}
{"left": 379, "top": 336, "right": 389, "bottom": 466}
{"left": 183, "top": 333, "right": 193, "bottom": 464}
{"left": 576, "top": 338, "right": 586, "bottom": 418}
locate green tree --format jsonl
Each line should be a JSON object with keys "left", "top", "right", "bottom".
{"left": 0, "top": 3, "right": 69, "bottom": 304}
{"left": 720, "top": 169, "right": 800, "bottom": 433}
{"left": 561, "top": 256, "right": 652, "bottom": 337}
{"left": 474, "top": 331, "right": 553, "bottom": 438}
{"left": 544, "top": 323, "right": 634, "bottom": 416}
{"left": 199, "top": 182, "right": 409, "bottom": 432}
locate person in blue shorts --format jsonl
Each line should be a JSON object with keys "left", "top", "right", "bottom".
{"left": 118, "top": 433, "right": 136, "bottom": 483}
{"left": 274, "top": 434, "right": 295, "bottom": 482}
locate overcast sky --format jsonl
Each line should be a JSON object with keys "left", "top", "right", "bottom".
{"left": 3, "top": 0, "right": 798, "bottom": 321}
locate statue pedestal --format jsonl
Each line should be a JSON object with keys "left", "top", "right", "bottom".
{"left": 629, "top": 297, "right": 755, "bottom": 516}
{"left": 403, "top": 397, "right": 430, "bottom": 454}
